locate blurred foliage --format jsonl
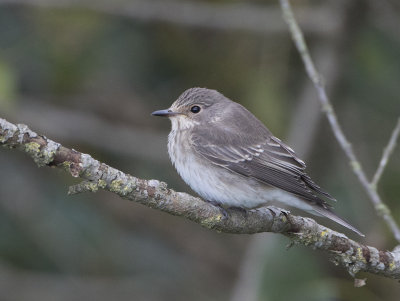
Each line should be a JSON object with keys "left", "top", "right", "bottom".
{"left": 0, "top": 0, "right": 400, "bottom": 300}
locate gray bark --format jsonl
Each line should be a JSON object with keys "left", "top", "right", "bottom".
{"left": 1, "top": 117, "right": 400, "bottom": 280}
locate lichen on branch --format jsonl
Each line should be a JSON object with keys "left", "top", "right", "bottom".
{"left": 1, "top": 116, "right": 400, "bottom": 281}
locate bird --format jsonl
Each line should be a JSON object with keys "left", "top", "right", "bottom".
{"left": 151, "top": 87, "right": 363, "bottom": 236}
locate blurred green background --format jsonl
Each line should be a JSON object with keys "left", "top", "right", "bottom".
{"left": 0, "top": 0, "right": 399, "bottom": 300}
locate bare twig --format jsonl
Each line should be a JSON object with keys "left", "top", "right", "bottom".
{"left": 2, "top": 117, "right": 400, "bottom": 279}
{"left": 371, "top": 118, "right": 400, "bottom": 187}
{"left": 279, "top": 0, "right": 400, "bottom": 242}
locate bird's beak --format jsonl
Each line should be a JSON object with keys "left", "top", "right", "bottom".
{"left": 151, "top": 109, "right": 180, "bottom": 117}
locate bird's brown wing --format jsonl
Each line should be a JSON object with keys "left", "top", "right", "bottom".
{"left": 191, "top": 127, "right": 335, "bottom": 207}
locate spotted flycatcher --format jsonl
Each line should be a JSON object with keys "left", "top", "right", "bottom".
{"left": 152, "top": 87, "right": 363, "bottom": 236}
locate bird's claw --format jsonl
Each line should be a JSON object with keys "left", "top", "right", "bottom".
{"left": 205, "top": 200, "right": 229, "bottom": 219}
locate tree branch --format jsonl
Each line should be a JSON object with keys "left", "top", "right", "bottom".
{"left": 1, "top": 116, "right": 400, "bottom": 280}
{"left": 279, "top": 0, "right": 400, "bottom": 243}
{"left": 371, "top": 118, "right": 400, "bottom": 187}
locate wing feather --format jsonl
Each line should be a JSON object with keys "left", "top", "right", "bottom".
{"left": 191, "top": 126, "right": 335, "bottom": 207}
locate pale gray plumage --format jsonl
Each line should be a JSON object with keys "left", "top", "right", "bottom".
{"left": 152, "top": 87, "right": 363, "bottom": 236}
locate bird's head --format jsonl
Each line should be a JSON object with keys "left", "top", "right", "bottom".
{"left": 151, "top": 87, "right": 230, "bottom": 130}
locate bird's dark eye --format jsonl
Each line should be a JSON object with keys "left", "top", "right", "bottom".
{"left": 190, "top": 105, "right": 201, "bottom": 114}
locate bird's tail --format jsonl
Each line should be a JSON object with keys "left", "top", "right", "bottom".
{"left": 312, "top": 206, "right": 364, "bottom": 237}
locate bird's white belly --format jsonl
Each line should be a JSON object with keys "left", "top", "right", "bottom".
{"left": 175, "top": 157, "right": 264, "bottom": 208}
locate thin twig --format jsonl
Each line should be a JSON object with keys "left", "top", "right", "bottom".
{"left": 371, "top": 118, "right": 400, "bottom": 187}
{"left": 2, "top": 116, "right": 400, "bottom": 279}
{"left": 279, "top": 0, "right": 400, "bottom": 242}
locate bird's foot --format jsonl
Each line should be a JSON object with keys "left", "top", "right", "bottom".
{"left": 267, "top": 206, "right": 290, "bottom": 217}
{"left": 205, "top": 200, "right": 229, "bottom": 219}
